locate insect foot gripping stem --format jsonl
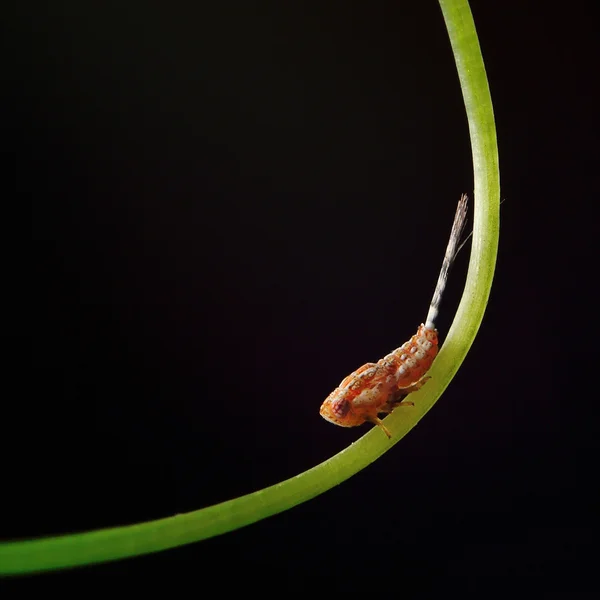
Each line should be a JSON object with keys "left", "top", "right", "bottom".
{"left": 320, "top": 195, "right": 468, "bottom": 437}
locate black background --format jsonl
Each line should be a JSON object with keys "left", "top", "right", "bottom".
{"left": 8, "top": 0, "right": 599, "bottom": 590}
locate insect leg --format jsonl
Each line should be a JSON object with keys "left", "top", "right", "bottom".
{"left": 378, "top": 398, "right": 415, "bottom": 415}
{"left": 368, "top": 416, "right": 392, "bottom": 438}
{"left": 397, "top": 374, "right": 432, "bottom": 395}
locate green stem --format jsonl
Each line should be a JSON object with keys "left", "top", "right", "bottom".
{"left": 0, "top": 0, "right": 499, "bottom": 576}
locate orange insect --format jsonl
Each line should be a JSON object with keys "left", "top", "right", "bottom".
{"left": 319, "top": 194, "right": 469, "bottom": 438}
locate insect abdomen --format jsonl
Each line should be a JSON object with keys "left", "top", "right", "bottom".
{"left": 389, "top": 324, "right": 439, "bottom": 389}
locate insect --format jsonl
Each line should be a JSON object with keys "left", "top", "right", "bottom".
{"left": 319, "top": 194, "right": 469, "bottom": 438}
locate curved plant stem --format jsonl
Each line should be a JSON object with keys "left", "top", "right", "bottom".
{"left": 1, "top": 0, "right": 499, "bottom": 576}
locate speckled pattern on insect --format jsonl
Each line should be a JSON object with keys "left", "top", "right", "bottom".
{"left": 320, "top": 195, "right": 469, "bottom": 438}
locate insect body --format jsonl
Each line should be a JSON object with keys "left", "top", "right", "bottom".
{"left": 319, "top": 194, "right": 469, "bottom": 438}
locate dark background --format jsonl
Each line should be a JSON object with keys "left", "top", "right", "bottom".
{"left": 8, "top": 0, "right": 599, "bottom": 589}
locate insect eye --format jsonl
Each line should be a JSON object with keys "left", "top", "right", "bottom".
{"left": 332, "top": 398, "right": 351, "bottom": 418}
